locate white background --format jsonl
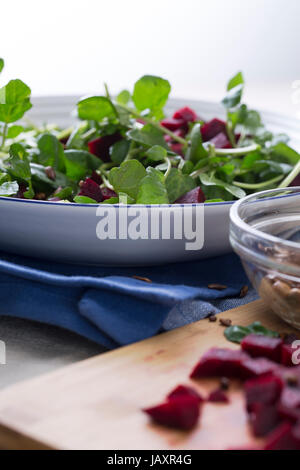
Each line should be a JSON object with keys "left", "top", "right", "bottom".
{"left": 1, "top": 0, "right": 300, "bottom": 116}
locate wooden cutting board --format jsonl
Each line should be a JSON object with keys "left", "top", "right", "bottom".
{"left": 0, "top": 300, "right": 296, "bottom": 450}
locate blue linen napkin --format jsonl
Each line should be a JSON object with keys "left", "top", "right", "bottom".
{"left": 0, "top": 251, "right": 256, "bottom": 349}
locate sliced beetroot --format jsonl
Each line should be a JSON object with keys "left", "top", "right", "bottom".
{"left": 201, "top": 119, "right": 226, "bottom": 142}
{"left": 167, "top": 385, "right": 203, "bottom": 403}
{"left": 210, "top": 132, "right": 231, "bottom": 149}
{"left": 277, "top": 403, "right": 300, "bottom": 423}
{"left": 15, "top": 182, "right": 27, "bottom": 199}
{"left": 174, "top": 187, "right": 206, "bottom": 204}
{"left": 164, "top": 128, "right": 186, "bottom": 143}
{"left": 101, "top": 187, "right": 117, "bottom": 200}
{"left": 249, "top": 403, "right": 280, "bottom": 437}
{"left": 264, "top": 422, "right": 298, "bottom": 450}
{"left": 207, "top": 388, "right": 229, "bottom": 403}
{"left": 244, "top": 374, "right": 283, "bottom": 412}
{"left": 169, "top": 142, "right": 184, "bottom": 156}
{"left": 88, "top": 133, "right": 121, "bottom": 162}
{"left": 241, "top": 334, "right": 282, "bottom": 362}
{"left": 279, "top": 386, "right": 300, "bottom": 409}
{"left": 143, "top": 396, "right": 200, "bottom": 430}
{"left": 173, "top": 106, "right": 198, "bottom": 123}
{"left": 281, "top": 343, "right": 296, "bottom": 367}
{"left": 160, "top": 118, "right": 185, "bottom": 132}
{"left": 289, "top": 174, "right": 300, "bottom": 187}
{"left": 90, "top": 170, "right": 102, "bottom": 185}
{"left": 240, "top": 358, "right": 280, "bottom": 380}
{"left": 78, "top": 178, "right": 103, "bottom": 202}
{"left": 190, "top": 348, "right": 250, "bottom": 379}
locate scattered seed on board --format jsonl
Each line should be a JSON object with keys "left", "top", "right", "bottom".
{"left": 219, "top": 318, "right": 232, "bottom": 327}
{"left": 208, "top": 315, "right": 217, "bottom": 323}
{"left": 239, "top": 285, "right": 249, "bottom": 298}
{"left": 208, "top": 284, "right": 227, "bottom": 291}
{"left": 132, "top": 275, "right": 152, "bottom": 283}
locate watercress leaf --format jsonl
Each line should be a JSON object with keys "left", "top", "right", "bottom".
{"left": 0, "top": 79, "right": 32, "bottom": 123}
{"left": 108, "top": 159, "right": 147, "bottom": 199}
{"left": 6, "top": 125, "right": 24, "bottom": 139}
{"left": 66, "top": 121, "right": 90, "bottom": 150}
{"left": 30, "top": 163, "right": 70, "bottom": 189}
{"left": 205, "top": 198, "right": 224, "bottom": 203}
{"left": 227, "top": 71, "right": 244, "bottom": 91}
{"left": 7, "top": 143, "right": 31, "bottom": 182}
{"left": 74, "top": 195, "right": 98, "bottom": 204}
{"left": 249, "top": 321, "right": 279, "bottom": 338}
{"left": 132, "top": 75, "right": 171, "bottom": 117}
{"left": 186, "top": 123, "right": 208, "bottom": 164}
{"left": 136, "top": 167, "right": 169, "bottom": 204}
{"left": 146, "top": 145, "right": 167, "bottom": 162}
{"left": 224, "top": 325, "right": 252, "bottom": 344}
{"left": 116, "top": 90, "right": 131, "bottom": 105}
{"left": 63, "top": 149, "right": 100, "bottom": 181}
{"left": 77, "top": 96, "right": 116, "bottom": 122}
{"left": 110, "top": 139, "right": 130, "bottom": 164}
{"left": 165, "top": 168, "right": 196, "bottom": 203}
{"left": 52, "top": 186, "right": 73, "bottom": 200}
{"left": 182, "top": 160, "right": 194, "bottom": 175}
{"left": 0, "top": 180, "right": 18, "bottom": 196}
{"left": 222, "top": 84, "right": 244, "bottom": 109}
{"left": 37, "top": 134, "right": 65, "bottom": 172}
{"left": 100, "top": 196, "right": 119, "bottom": 204}
{"left": 127, "top": 124, "right": 168, "bottom": 148}
{"left": 270, "top": 142, "right": 300, "bottom": 165}
{"left": 0, "top": 59, "right": 4, "bottom": 74}
{"left": 200, "top": 173, "right": 246, "bottom": 199}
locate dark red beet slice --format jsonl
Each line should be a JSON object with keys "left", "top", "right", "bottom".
{"left": 101, "top": 187, "right": 117, "bottom": 200}
{"left": 201, "top": 119, "right": 226, "bottom": 142}
{"left": 16, "top": 182, "right": 27, "bottom": 199}
{"left": 281, "top": 343, "right": 297, "bottom": 367}
{"left": 240, "top": 358, "right": 280, "bottom": 380}
{"left": 279, "top": 386, "right": 300, "bottom": 409}
{"left": 88, "top": 133, "right": 121, "bottom": 162}
{"left": 173, "top": 106, "right": 198, "bottom": 123}
{"left": 244, "top": 374, "right": 283, "bottom": 412}
{"left": 289, "top": 174, "right": 300, "bottom": 187}
{"left": 174, "top": 187, "right": 206, "bottom": 204}
{"left": 264, "top": 422, "right": 298, "bottom": 450}
{"left": 249, "top": 403, "right": 280, "bottom": 437}
{"left": 190, "top": 348, "right": 250, "bottom": 379}
{"left": 207, "top": 388, "right": 229, "bottom": 403}
{"left": 169, "top": 142, "right": 184, "bottom": 155}
{"left": 164, "top": 128, "right": 186, "bottom": 143}
{"left": 277, "top": 403, "right": 300, "bottom": 423}
{"left": 291, "top": 422, "right": 300, "bottom": 447}
{"left": 210, "top": 132, "right": 231, "bottom": 149}
{"left": 167, "top": 385, "right": 203, "bottom": 403}
{"left": 160, "top": 118, "right": 186, "bottom": 131}
{"left": 143, "top": 396, "right": 200, "bottom": 430}
{"left": 78, "top": 178, "right": 103, "bottom": 202}
{"left": 241, "top": 334, "right": 282, "bottom": 362}
{"left": 90, "top": 170, "right": 102, "bottom": 185}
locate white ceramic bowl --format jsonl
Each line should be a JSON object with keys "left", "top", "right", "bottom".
{"left": 0, "top": 97, "right": 299, "bottom": 266}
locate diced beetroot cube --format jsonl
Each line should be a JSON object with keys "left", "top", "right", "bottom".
{"left": 264, "top": 422, "right": 298, "bottom": 450}
{"left": 174, "top": 187, "right": 206, "bottom": 204}
{"left": 207, "top": 388, "right": 229, "bottom": 403}
{"left": 210, "top": 132, "right": 231, "bottom": 149}
{"left": 78, "top": 178, "right": 103, "bottom": 202}
{"left": 289, "top": 174, "right": 300, "bottom": 187}
{"left": 201, "top": 119, "right": 226, "bottom": 142}
{"left": 249, "top": 403, "right": 280, "bottom": 437}
{"left": 15, "top": 182, "right": 27, "bottom": 199}
{"left": 241, "top": 334, "right": 283, "bottom": 362}
{"left": 240, "top": 358, "right": 281, "bottom": 380}
{"left": 101, "top": 187, "right": 117, "bottom": 200}
{"left": 88, "top": 133, "right": 121, "bottom": 162}
{"left": 279, "top": 386, "right": 300, "bottom": 409}
{"left": 281, "top": 343, "right": 297, "bottom": 367}
{"left": 167, "top": 385, "right": 203, "bottom": 403}
{"left": 160, "top": 118, "right": 186, "bottom": 131}
{"left": 244, "top": 374, "right": 283, "bottom": 412}
{"left": 90, "top": 170, "right": 102, "bottom": 185}
{"left": 277, "top": 403, "right": 300, "bottom": 423}
{"left": 173, "top": 106, "right": 198, "bottom": 123}
{"left": 190, "top": 348, "right": 250, "bottom": 379}
{"left": 169, "top": 142, "right": 184, "bottom": 155}
{"left": 143, "top": 396, "right": 200, "bottom": 430}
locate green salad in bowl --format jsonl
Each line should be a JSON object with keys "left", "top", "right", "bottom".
{"left": 0, "top": 58, "right": 299, "bottom": 206}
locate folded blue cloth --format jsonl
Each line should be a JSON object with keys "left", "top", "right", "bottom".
{"left": 0, "top": 251, "right": 257, "bottom": 349}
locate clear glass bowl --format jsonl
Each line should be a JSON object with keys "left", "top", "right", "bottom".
{"left": 230, "top": 187, "right": 300, "bottom": 329}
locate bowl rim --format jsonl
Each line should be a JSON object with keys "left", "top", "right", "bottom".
{"left": 230, "top": 186, "right": 300, "bottom": 250}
